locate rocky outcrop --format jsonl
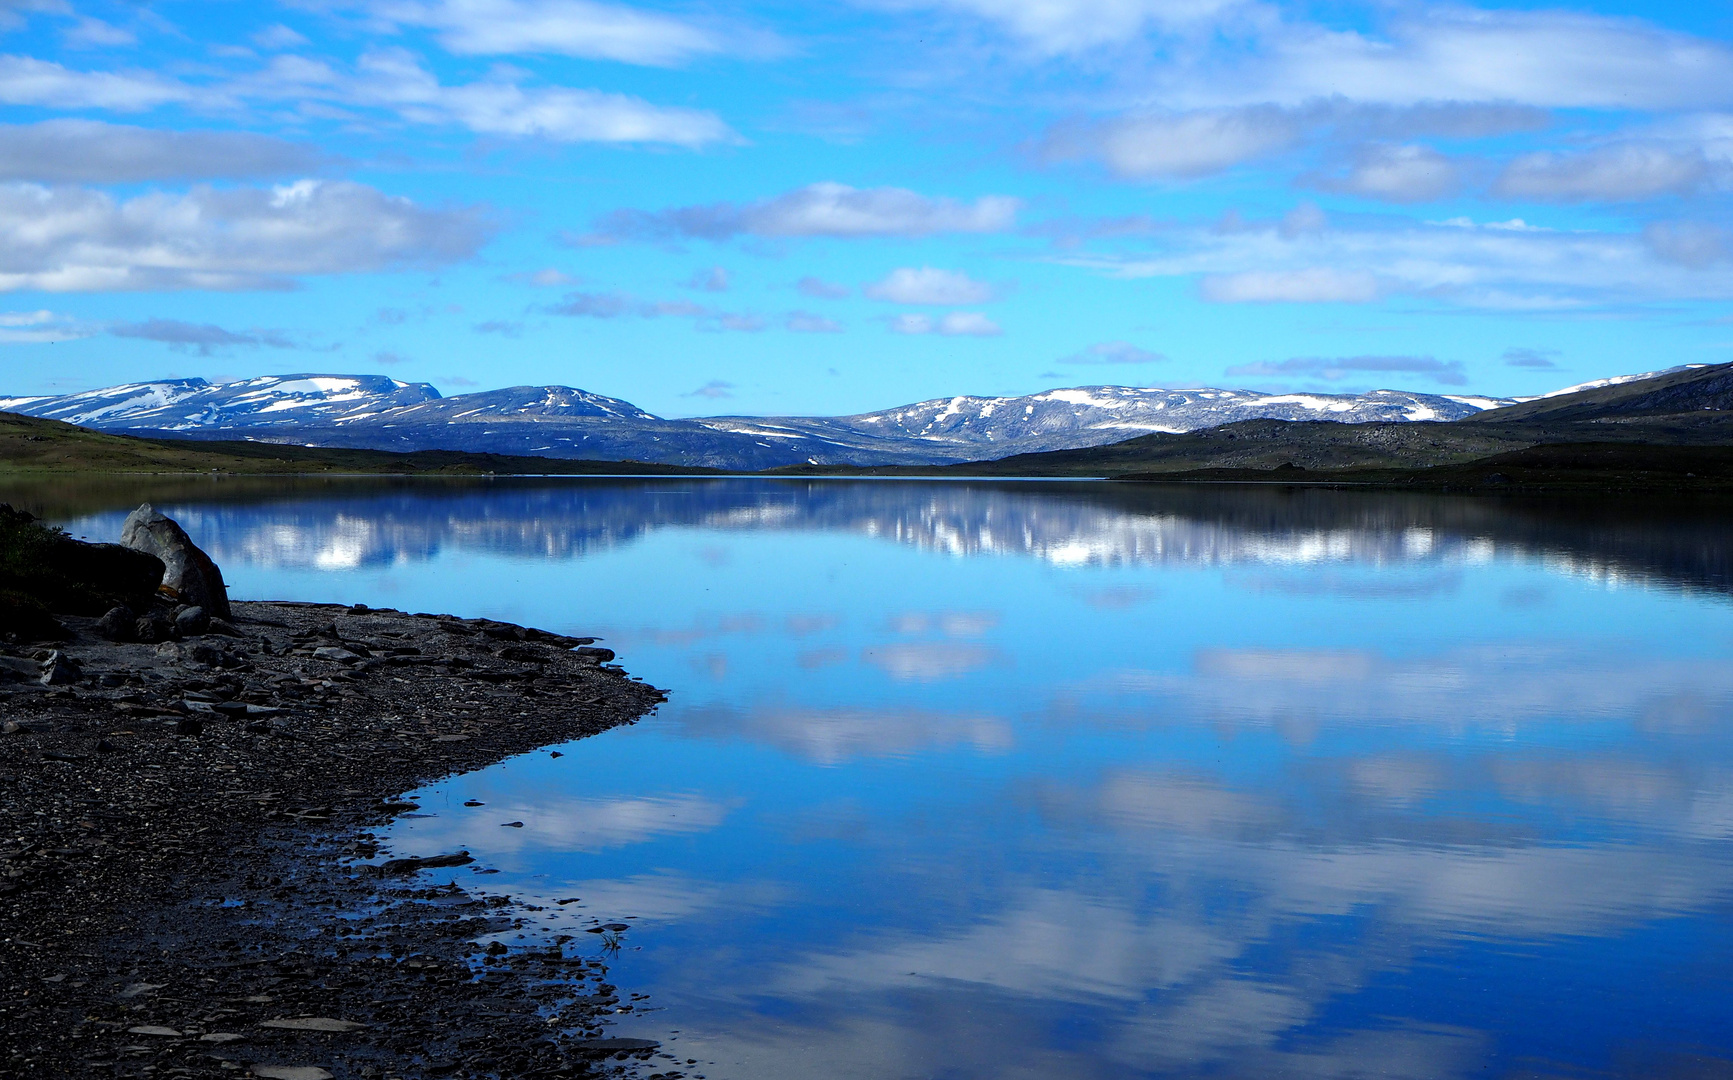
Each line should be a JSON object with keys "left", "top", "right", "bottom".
{"left": 119, "top": 503, "right": 230, "bottom": 618}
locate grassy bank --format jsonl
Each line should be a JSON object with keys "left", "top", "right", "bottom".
{"left": 0, "top": 411, "right": 722, "bottom": 476}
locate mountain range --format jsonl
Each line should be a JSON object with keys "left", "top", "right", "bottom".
{"left": 0, "top": 373, "right": 1528, "bottom": 471}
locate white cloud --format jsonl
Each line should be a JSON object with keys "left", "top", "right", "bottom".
{"left": 1048, "top": 106, "right": 1303, "bottom": 180}
{"left": 0, "top": 120, "right": 324, "bottom": 182}
{"left": 1496, "top": 144, "right": 1714, "bottom": 202}
{"left": 683, "top": 265, "right": 729, "bottom": 292}
{"left": 1059, "top": 341, "right": 1165, "bottom": 365}
{"left": 862, "top": 641, "right": 1002, "bottom": 679}
{"left": 888, "top": 311, "right": 1003, "bottom": 336}
{"left": 1225, "top": 355, "right": 1467, "bottom": 386}
{"left": 0, "top": 49, "right": 733, "bottom": 150}
{"left": 894, "top": 0, "right": 1244, "bottom": 53}
{"left": 0, "top": 308, "right": 90, "bottom": 344}
{"left": 339, "top": 47, "right": 735, "bottom": 147}
{"left": 63, "top": 16, "right": 134, "bottom": 48}
{"left": 1316, "top": 143, "right": 1461, "bottom": 203}
{"left": 671, "top": 701, "right": 1011, "bottom": 763}
{"left": 1065, "top": 212, "right": 1733, "bottom": 310}
{"left": 370, "top": 0, "right": 728, "bottom": 66}
{"left": 1207, "top": 9, "right": 1733, "bottom": 110}
{"left": 1643, "top": 221, "right": 1729, "bottom": 268}
{"left": 865, "top": 266, "right": 996, "bottom": 305}
{"left": 1201, "top": 268, "right": 1380, "bottom": 303}
{"left": 110, "top": 317, "right": 296, "bottom": 355}
{"left": 505, "top": 266, "right": 578, "bottom": 286}
{"left": 0, "top": 53, "right": 197, "bottom": 110}
{"left": 786, "top": 311, "right": 843, "bottom": 333}
{"left": 251, "top": 24, "right": 309, "bottom": 50}
{"left": 938, "top": 311, "right": 1002, "bottom": 336}
{"left": 399, "top": 792, "right": 730, "bottom": 853}
{"left": 797, "top": 275, "right": 849, "bottom": 298}
{"left": 589, "top": 182, "right": 1020, "bottom": 241}
{"left": 549, "top": 288, "right": 768, "bottom": 331}
{"left": 0, "top": 179, "right": 490, "bottom": 292}
{"left": 683, "top": 379, "right": 734, "bottom": 399}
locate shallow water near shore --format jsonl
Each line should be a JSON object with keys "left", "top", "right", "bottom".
{"left": 33, "top": 476, "right": 1733, "bottom": 1080}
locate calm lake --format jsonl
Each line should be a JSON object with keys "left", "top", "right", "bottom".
{"left": 19, "top": 476, "right": 1733, "bottom": 1080}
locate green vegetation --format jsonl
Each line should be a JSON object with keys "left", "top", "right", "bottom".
{"left": 0, "top": 504, "right": 167, "bottom": 639}
{"left": 0, "top": 411, "right": 722, "bottom": 477}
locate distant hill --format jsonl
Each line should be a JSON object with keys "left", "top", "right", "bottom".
{"left": 1466, "top": 362, "right": 1733, "bottom": 424}
{"left": 0, "top": 373, "right": 1517, "bottom": 472}
{"left": 0, "top": 411, "right": 718, "bottom": 476}
{"left": 772, "top": 363, "right": 1733, "bottom": 490}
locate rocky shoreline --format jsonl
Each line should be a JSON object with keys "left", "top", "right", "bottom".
{"left": 0, "top": 599, "right": 682, "bottom": 1080}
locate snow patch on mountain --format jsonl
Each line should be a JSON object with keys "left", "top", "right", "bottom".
{"left": 1540, "top": 365, "right": 1706, "bottom": 399}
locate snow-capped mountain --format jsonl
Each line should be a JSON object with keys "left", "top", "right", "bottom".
{"left": 698, "top": 386, "right": 1513, "bottom": 461}
{"left": 1, "top": 373, "right": 1520, "bottom": 470}
{"left": 0, "top": 374, "right": 440, "bottom": 429}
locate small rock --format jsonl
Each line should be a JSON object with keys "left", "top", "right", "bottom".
{"left": 37, "top": 650, "right": 79, "bottom": 685}
{"left": 312, "top": 647, "right": 361, "bottom": 663}
{"left": 574, "top": 1038, "right": 659, "bottom": 1052}
{"left": 117, "top": 983, "right": 166, "bottom": 999}
{"left": 134, "top": 611, "right": 174, "bottom": 644}
{"left": 378, "top": 851, "right": 473, "bottom": 874}
{"left": 96, "top": 604, "right": 136, "bottom": 641}
{"left": 200, "top": 1033, "right": 244, "bottom": 1043}
{"left": 174, "top": 605, "right": 210, "bottom": 636}
{"left": 126, "top": 1025, "right": 183, "bottom": 1037}
{"left": 175, "top": 716, "right": 204, "bottom": 737}
{"left": 250, "top": 1068, "right": 334, "bottom": 1080}
{"left": 259, "top": 1017, "right": 365, "bottom": 1032}
{"left": 189, "top": 641, "right": 239, "bottom": 668}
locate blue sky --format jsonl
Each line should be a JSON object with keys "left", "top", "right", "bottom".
{"left": 0, "top": 0, "right": 1730, "bottom": 417}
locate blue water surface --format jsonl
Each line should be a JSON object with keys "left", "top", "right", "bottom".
{"left": 54, "top": 479, "right": 1733, "bottom": 1079}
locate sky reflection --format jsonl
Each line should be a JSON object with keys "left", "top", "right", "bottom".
{"left": 52, "top": 478, "right": 1733, "bottom": 1079}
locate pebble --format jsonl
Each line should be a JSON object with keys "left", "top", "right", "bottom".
{"left": 126, "top": 1025, "right": 182, "bottom": 1037}
{"left": 574, "top": 1037, "right": 659, "bottom": 1052}
{"left": 259, "top": 1017, "right": 366, "bottom": 1032}
{"left": 250, "top": 1067, "right": 334, "bottom": 1080}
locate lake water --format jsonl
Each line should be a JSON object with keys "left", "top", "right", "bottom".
{"left": 27, "top": 477, "right": 1733, "bottom": 1080}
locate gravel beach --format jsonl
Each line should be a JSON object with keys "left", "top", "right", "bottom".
{"left": 0, "top": 600, "right": 678, "bottom": 1080}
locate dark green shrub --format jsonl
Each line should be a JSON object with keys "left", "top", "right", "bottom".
{"left": 0, "top": 504, "right": 164, "bottom": 616}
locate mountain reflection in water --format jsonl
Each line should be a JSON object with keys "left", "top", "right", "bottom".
{"left": 34, "top": 477, "right": 1733, "bottom": 601}
{"left": 37, "top": 477, "right": 1733, "bottom": 1080}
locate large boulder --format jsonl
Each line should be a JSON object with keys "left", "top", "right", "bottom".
{"left": 119, "top": 504, "right": 230, "bottom": 619}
